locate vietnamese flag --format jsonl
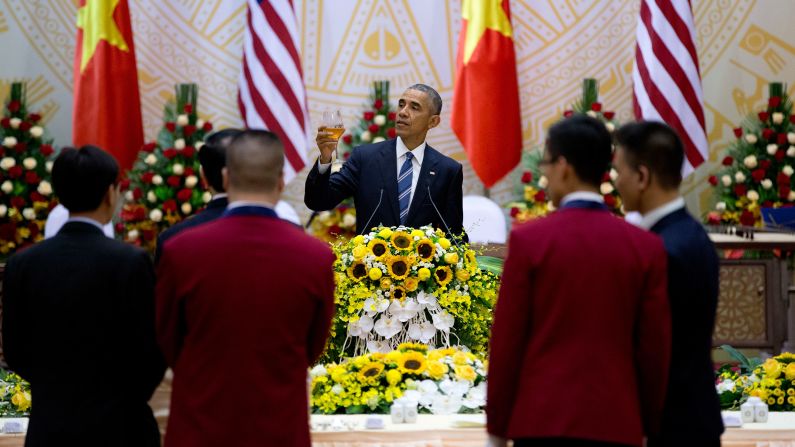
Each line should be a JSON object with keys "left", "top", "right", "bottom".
{"left": 73, "top": 0, "right": 143, "bottom": 170}
{"left": 451, "top": 0, "right": 522, "bottom": 188}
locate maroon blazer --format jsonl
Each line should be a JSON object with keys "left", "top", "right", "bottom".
{"left": 487, "top": 205, "right": 671, "bottom": 446}
{"left": 156, "top": 209, "right": 335, "bottom": 447}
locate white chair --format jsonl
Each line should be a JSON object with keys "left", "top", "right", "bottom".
{"left": 462, "top": 195, "right": 507, "bottom": 244}
{"left": 275, "top": 200, "right": 301, "bottom": 226}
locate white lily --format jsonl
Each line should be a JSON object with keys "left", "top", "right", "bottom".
{"left": 408, "top": 321, "right": 436, "bottom": 343}
{"left": 432, "top": 311, "right": 455, "bottom": 332}
{"left": 374, "top": 316, "right": 402, "bottom": 338}
{"left": 388, "top": 298, "right": 420, "bottom": 322}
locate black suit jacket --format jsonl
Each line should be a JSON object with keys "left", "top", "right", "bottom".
{"left": 649, "top": 208, "right": 724, "bottom": 445}
{"left": 2, "top": 222, "right": 165, "bottom": 447}
{"left": 154, "top": 197, "right": 228, "bottom": 264}
{"left": 304, "top": 139, "right": 464, "bottom": 236}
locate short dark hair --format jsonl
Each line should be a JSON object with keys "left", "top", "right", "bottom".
{"left": 199, "top": 128, "right": 242, "bottom": 192}
{"left": 545, "top": 115, "right": 612, "bottom": 187}
{"left": 614, "top": 121, "right": 684, "bottom": 190}
{"left": 52, "top": 145, "right": 119, "bottom": 213}
{"left": 407, "top": 84, "right": 442, "bottom": 115}
{"left": 227, "top": 130, "right": 284, "bottom": 192}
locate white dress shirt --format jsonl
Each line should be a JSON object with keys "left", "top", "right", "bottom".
{"left": 638, "top": 197, "right": 686, "bottom": 230}
{"left": 45, "top": 204, "right": 115, "bottom": 238}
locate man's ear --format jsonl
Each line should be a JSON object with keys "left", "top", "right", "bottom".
{"left": 637, "top": 164, "right": 652, "bottom": 191}
{"left": 428, "top": 114, "right": 441, "bottom": 130}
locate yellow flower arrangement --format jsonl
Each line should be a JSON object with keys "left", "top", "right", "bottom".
{"left": 0, "top": 369, "right": 31, "bottom": 416}
{"left": 347, "top": 261, "right": 368, "bottom": 281}
{"left": 416, "top": 239, "right": 435, "bottom": 260}
{"left": 387, "top": 255, "right": 411, "bottom": 280}
{"left": 434, "top": 266, "right": 453, "bottom": 286}
{"left": 368, "top": 239, "right": 389, "bottom": 260}
{"left": 390, "top": 231, "right": 413, "bottom": 250}
{"left": 742, "top": 353, "right": 795, "bottom": 411}
{"left": 397, "top": 351, "right": 427, "bottom": 374}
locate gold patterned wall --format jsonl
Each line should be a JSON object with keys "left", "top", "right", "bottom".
{"left": 1, "top": 0, "right": 795, "bottom": 222}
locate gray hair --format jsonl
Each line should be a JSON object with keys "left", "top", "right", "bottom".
{"left": 407, "top": 84, "right": 442, "bottom": 115}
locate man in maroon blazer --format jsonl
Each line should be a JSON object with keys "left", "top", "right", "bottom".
{"left": 487, "top": 115, "right": 672, "bottom": 447}
{"left": 156, "top": 130, "right": 336, "bottom": 447}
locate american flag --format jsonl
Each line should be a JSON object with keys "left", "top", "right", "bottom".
{"left": 238, "top": 0, "right": 310, "bottom": 183}
{"left": 632, "top": 0, "right": 707, "bottom": 176}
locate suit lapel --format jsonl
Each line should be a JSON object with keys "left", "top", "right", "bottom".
{"left": 406, "top": 145, "right": 440, "bottom": 223}
{"left": 650, "top": 208, "right": 689, "bottom": 234}
{"left": 380, "top": 140, "right": 400, "bottom": 223}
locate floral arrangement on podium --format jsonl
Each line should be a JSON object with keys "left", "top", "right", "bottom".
{"left": 716, "top": 351, "right": 795, "bottom": 411}
{"left": 706, "top": 82, "right": 795, "bottom": 227}
{"left": 120, "top": 84, "right": 213, "bottom": 251}
{"left": 0, "top": 368, "right": 31, "bottom": 416}
{"left": 0, "top": 82, "right": 57, "bottom": 258}
{"left": 323, "top": 225, "right": 498, "bottom": 362}
{"left": 311, "top": 343, "right": 486, "bottom": 414}
{"left": 507, "top": 78, "right": 622, "bottom": 224}
{"left": 308, "top": 205, "right": 357, "bottom": 243}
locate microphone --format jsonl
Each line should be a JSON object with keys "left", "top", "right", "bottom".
{"left": 426, "top": 183, "right": 463, "bottom": 249}
{"left": 360, "top": 187, "right": 384, "bottom": 234}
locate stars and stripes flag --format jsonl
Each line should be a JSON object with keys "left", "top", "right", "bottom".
{"left": 238, "top": 0, "right": 310, "bottom": 183}
{"left": 632, "top": 0, "right": 707, "bottom": 176}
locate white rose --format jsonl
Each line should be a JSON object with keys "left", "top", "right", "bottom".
{"left": 29, "top": 126, "right": 43, "bottom": 138}
{"left": 0, "top": 157, "right": 15, "bottom": 170}
{"left": 124, "top": 190, "right": 134, "bottom": 201}
{"left": 196, "top": 141, "right": 205, "bottom": 151}
{"left": 745, "top": 134, "right": 758, "bottom": 144}
{"left": 152, "top": 174, "right": 163, "bottom": 185}
{"left": 784, "top": 166, "right": 794, "bottom": 177}
{"left": 773, "top": 112, "right": 784, "bottom": 125}
{"left": 342, "top": 212, "right": 356, "bottom": 228}
{"left": 144, "top": 154, "right": 157, "bottom": 166}
{"left": 9, "top": 118, "right": 21, "bottom": 129}
{"left": 747, "top": 190, "right": 759, "bottom": 201}
{"left": 185, "top": 175, "right": 198, "bottom": 188}
{"left": 605, "top": 122, "right": 615, "bottom": 133}
{"left": 360, "top": 131, "right": 372, "bottom": 142}
{"left": 788, "top": 146, "right": 795, "bottom": 158}
{"left": 176, "top": 114, "right": 189, "bottom": 126}
{"left": 743, "top": 155, "right": 758, "bottom": 169}
{"left": 0, "top": 205, "right": 6, "bottom": 217}
{"left": 22, "top": 208, "right": 35, "bottom": 220}
{"left": 609, "top": 168, "right": 618, "bottom": 181}
{"left": 716, "top": 201, "right": 726, "bottom": 211}
{"left": 374, "top": 114, "right": 386, "bottom": 126}
{"left": 22, "top": 157, "right": 37, "bottom": 170}
{"left": 586, "top": 110, "right": 597, "bottom": 118}
{"left": 600, "top": 182, "right": 614, "bottom": 195}
{"left": 538, "top": 175, "right": 549, "bottom": 188}
{"left": 735, "top": 171, "right": 746, "bottom": 183}
{"left": 1, "top": 180, "right": 12, "bottom": 193}
{"left": 181, "top": 202, "right": 192, "bottom": 214}
{"left": 174, "top": 139, "right": 186, "bottom": 150}
{"left": 721, "top": 175, "right": 732, "bottom": 187}
{"left": 127, "top": 229, "right": 139, "bottom": 241}
{"left": 767, "top": 144, "right": 779, "bottom": 156}
{"left": 195, "top": 119, "right": 205, "bottom": 129}
{"left": 789, "top": 190, "right": 795, "bottom": 202}
{"left": 3, "top": 136, "right": 18, "bottom": 148}
{"left": 202, "top": 191, "right": 212, "bottom": 203}
{"left": 372, "top": 136, "right": 386, "bottom": 143}
{"left": 761, "top": 179, "right": 773, "bottom": 190}
{"left": 147, "top": 191, "right": 157, "bottom": 203}
{"left": 45, "top": 161, "right": 53, "bottom": 173}
{"left": 788, "top": 133, "right": 795, "bottom": 145}
{"left": 172, "top": 163, "right": 184, "bottom": 175}
{"left": 149, "top": 209, "right": 163, "bottom": 222}
{"left": 31, "top": 185, "right": 50, "bottom": 201}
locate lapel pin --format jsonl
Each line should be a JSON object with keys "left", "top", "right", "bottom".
{"left": 429, "top": 171, "right": 436, "bottom": 175}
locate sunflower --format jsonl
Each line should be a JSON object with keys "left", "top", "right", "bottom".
{"left": 398, "top": 342, "right": 428, "bottom": 353}
{"left": 397, "top": 351, "right": 427, "bottom": 375}
{"left": 357, "top": 362, "right": 385, "bottom": 381}
{"left": 390, "top": 230, "right": 413, "bottom": 250}
{"left": 465, "top": 249, "right": 478, "bottom": 268}
{"left": 391, "top": 285, "right": 407, "bottom": 301}
{"left": 368, "top": 238, "right": 389, "bottom": 260}
{"left": 346, "top": 261, "right": 368, "bottom": 281}
{"left": 416, "top": 239, "right": 435, "bottom": 260}
{"left": 387, "top": 255, "right": 412, "bottom": 280}
{"left": 434, "top": 266, "right": 453, "bottom": 286}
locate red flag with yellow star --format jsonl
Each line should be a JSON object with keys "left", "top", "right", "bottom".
{"left": 73, "top": 0, "right": 142, "bottom": 169}
{"left": 451, "top": 0, "right": 522, "bottom": 188}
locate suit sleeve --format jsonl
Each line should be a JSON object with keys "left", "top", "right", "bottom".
{"left": 306, "top": 249, "right": 337, "bottom": 364}
{"left": 444, "top": 163, "right": 465, "bottom": 239}
{"left": 304, "top": 149, "right": 361, "bottom": 211}
{"left": 635, "top": 239, "right": 672, "bottom": 437}
{"left": 155, "top": 245, "right": 184, "bottom": 367}
{"left": 487, "top": 230, "right": 533, "bottom": 437}
{"left": 1, "top": 258, "right": 34, "bottom": 380}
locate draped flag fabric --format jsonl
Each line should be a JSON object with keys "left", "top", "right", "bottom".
{"left": 632, "top": 0, "right": 707, "bottom": 176}
{"left": 73, "top": 0, "right": 143, "bottom": 170}
{"left": 451, "top": 0, "right": 522, "bottom": 188}
{"left": 238, "top": 0, "right": 310, "bottom": 184}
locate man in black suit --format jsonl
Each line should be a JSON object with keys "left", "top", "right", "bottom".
{"left": 2, "top": 146, "right": 165, "bottom": 447}
{"left": 613, "top": 121, "right": 723, "bottom": 447}
{"left": 155, "top": 128, "right": 240, "bottom": 263}
{"left": 305, "top": 84, "right": 464, "bottom": 237}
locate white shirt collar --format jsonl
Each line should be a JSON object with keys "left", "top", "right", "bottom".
{"left": 639, "top": 197, "right": 686, "bottom": 230}
{"left": 212, "top": 193, "right": 228, "bottom": 200}
{"left": 560, "top": 191, "right": 604, "bottom": 206}
{"left": 227, "top": 200, "right": 275, "bottom": 210}
{"left": 66, "top": 217, "right": 106, "bottom": 232}
{"left": 396, "top": 136, "right": 426, "bottom": 165}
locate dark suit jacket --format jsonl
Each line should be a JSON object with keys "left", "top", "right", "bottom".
{"left": 304, "top": 139, "right": 464, "bottom": 236}
{"left": 154, "top": 196, "right": 228, "bottom": 264}
{"left": 649, "top": 208, "right": 724, "bottom": 446}
{"left": 156, "top": 209, "right": 335, "bottom": 447}
{"left": 487, "top": 205, "right": 671, "bottom": 447}
{"left": 2, "top": 222, "right": 165, "bottom": 447}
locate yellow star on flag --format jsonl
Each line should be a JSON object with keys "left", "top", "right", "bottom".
{"left": 77, "top": 0, "right": 130, "bottom": 72}
{"left": 461, "top": 0, "right": 513, "bottom": 64}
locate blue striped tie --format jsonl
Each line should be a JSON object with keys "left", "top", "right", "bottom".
{"left": 398, "top": 152, "right": 413, "bottom": 225}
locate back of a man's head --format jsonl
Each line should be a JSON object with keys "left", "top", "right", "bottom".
{"left": 52, "top": 145, "right": 119, "bottom": 213}
{"left": 226, "top": 130, "right": 284, "bottom": 193}
{"left": 615, "top": 121, "right": 684, "bottom": 190}
{"left": 199, "top": 128, "right": 242, "bottom": 192}
{"left": 545, "top": 115, "right": 612, "bottom": 187}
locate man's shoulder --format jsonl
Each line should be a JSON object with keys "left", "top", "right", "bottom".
{"left": 351, "top": 139, "right": 393, "bottom": 158}
{"left": 425, "top": 145, "right": 461, "bottom": 171}
{"left": 159, "top": 209, "right": 220, "bottom": 244}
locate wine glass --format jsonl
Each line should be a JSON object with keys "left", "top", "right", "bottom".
{"left": 322, "top": 109, "right": 345, "bottom": 173}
